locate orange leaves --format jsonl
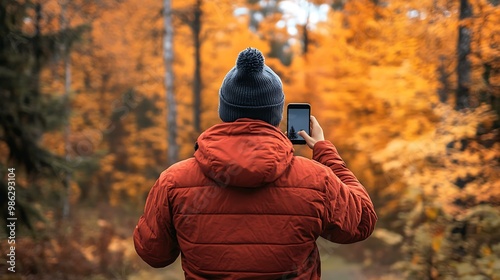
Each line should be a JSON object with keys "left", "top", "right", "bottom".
{"left": 372, "top": 103, "right": 499, "bottom": 217}
{"left": 33, "top": 0, "right": 499, "bottom": 219}
{"left": 431, "top": 231, "right": 443, "bottom": 252}
{"left": 110, "top": 172, "right": 155, "bottom": 206}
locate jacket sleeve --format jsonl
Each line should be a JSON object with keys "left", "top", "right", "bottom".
{"left": 313, "top": 140, "right": 378, "bottom": 244}
{"left": 133, "top": 171, "right": 180, "bottom": 267}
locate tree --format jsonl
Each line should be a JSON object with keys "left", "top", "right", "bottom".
{"left": 192, "top": 0, "right": 202, "bottom": 134}
{"left": 176, "top": 0, "right": 203, "bottom": 134}
{"left": 289, "top": 126, "right": 297, "bottom": 140}
{"left": 0, "top": 0, "right": 78, "bottom": 230}
{"left": 164, "top": 0, "right": 179, "bottom": 165}
{"left": 472, "top": 0, "right": 500, "bottom": 118}
{"left": 456, "top": 0, "right": 473, "bottom": 109}
{"left": 60, "top": 0, "right": 72, "bottom": 219}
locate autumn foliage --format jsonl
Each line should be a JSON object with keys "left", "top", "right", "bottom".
{"left": 0, "top": 0, "right": 499, "bottom": 279}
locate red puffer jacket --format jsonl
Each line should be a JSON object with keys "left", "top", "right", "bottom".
{"left": 134, "top": 119, "right": 377, "bottom": 279}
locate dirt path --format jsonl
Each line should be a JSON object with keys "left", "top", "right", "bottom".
{"left": 127, "top": 256, "right": 366, "bottom": 280}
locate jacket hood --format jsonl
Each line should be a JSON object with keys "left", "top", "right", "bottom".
{"left": 194, "top": 119, "right": 294, "bottom": 188}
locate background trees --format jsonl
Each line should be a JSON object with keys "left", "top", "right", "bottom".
{"left": 0, "top": 0, "right": 499, "bottom": 278}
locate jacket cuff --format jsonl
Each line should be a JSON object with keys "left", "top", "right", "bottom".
{"left": 312, "top": 140, "right": 338, "bottom": 160}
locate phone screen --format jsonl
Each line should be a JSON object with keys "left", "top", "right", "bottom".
{"left": 287, "top": 104, "right": 310, "bottom": 144}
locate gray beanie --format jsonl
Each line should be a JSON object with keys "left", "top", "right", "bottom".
{"left": 218, "top": 48, "right": 284, "bottom": 126}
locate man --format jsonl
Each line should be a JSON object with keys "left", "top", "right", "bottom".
{"left": 134, "top": 48, "right": 377, "bottom": 279}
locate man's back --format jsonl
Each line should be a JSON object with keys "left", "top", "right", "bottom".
{"left": 134, "top": 119, "right": 377, "bottom": 279}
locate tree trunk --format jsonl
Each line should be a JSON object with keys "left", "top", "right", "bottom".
{"left": 302, "top": 7, "right": 310, "bottom": 55}
{"left": 59, "top": 0, "right": 72, "bottom": 219}
{"left": 164, "top": 0, "right": 178, "bottom": 165}
{"left": 437, "top": 56, "right": 451, "bottom": 103}
{"left": 192, "top": 0, "right": 202, "bottom": 134}
{"left": 456, "top": 0, "right": 472, "bottom": 110}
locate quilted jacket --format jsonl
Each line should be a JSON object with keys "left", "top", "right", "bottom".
{"left": 134, "top": 119, "right": 377, "bottom": 279}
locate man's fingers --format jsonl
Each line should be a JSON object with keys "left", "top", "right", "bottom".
{"left": 298, "top": 130, "right": 314, "bottom": 149}
{"left": 310, "top": 115, "right": 320, "bottom": 129}
{"left": 298, "top": 130, "right": 311, "bottom": 141}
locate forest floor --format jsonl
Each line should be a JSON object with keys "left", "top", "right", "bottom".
{"left": 127, "top": 255, "right": 367, "bottom": 280}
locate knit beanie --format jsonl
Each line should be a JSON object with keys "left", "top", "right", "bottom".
{"left": 218, "top": 48, "right": 284, "bottom": 126}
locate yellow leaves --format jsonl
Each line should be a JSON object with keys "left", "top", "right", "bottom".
{"left": 431, "top": 232, "right": 443, "bottom": 252}
{"left": 129, "top": 155, "right": 148, "bottom": 170}
{"left": 41, "top": 131, "right": 65, "bottom": 156}
{"left": 425, "top": 207, "right": 439, "bottom": 221}
{"left": 484, "top": 143, "right": 500, "bottom": 161}
{"left": 32, "top": 0, "right": 500, "bottom": 221}
{"left": 481, "top": 245, "right": 492, "bottom": 257}
{"left": 70, "top": 181, "right": 81, "bottom": 204}
{"left": 373, "top": 136, "right": 438, "bottom": 172}
{"left": 110, "top": 172, "right": 155, "bottom": 206}
{"left": 369, "top": 98, "right": 499, "bottom": 219}
{"left": 100, "top": 154, "right": 116, "bottom": 174}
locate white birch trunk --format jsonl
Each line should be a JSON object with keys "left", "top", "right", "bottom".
{"left": 164, "top": 0, "right": 179, "bottom": 165}
{"left": 60, "top": 0, "right": 72, "bottom": 219}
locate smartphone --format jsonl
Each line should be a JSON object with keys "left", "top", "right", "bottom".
{"left": 287, "top": 103, "right": 310, "bottom": 145}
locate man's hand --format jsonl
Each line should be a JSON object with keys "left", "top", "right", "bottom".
{"left": 298, "top": 116, "right": 325, "bottom": 149}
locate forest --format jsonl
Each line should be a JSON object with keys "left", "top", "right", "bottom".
{"left": 0, "top": 0, "right": 499, "bottom": 279}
